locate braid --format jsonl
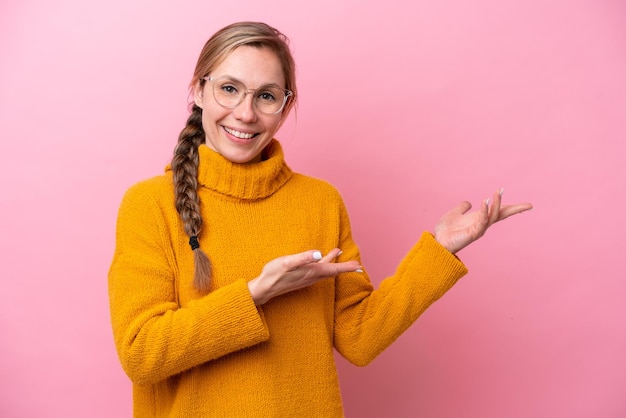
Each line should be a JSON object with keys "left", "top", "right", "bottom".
{"left": 172, "top": 104, "right": 212, "bottom": 292}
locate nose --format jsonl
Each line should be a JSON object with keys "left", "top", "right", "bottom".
{"left": 232, "top": 90, "right": 258, "bottom": 123}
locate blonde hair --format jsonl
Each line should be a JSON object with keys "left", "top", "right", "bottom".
{"left": 171, "top": 22, "right": 297, "bottom": 293}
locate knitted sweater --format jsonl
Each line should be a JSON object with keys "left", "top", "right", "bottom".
{"left": 108, "top": 140, "right": 468, "bottom": 417}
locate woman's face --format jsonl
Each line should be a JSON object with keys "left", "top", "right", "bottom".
{"left": 193, "top": 46, "right": 288, "bottom": 164}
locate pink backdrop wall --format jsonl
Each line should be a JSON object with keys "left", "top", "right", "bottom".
{"left": 1, "top": 0, "right": 625, "bottom": 416}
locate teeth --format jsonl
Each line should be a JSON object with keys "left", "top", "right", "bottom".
{"left": 224, "top": 127, "right": 255, "bottom": 139}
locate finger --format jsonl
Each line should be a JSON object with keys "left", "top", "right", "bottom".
{"left": 497, "top": 203, "right": 534, "bottom": 221}
{"left": 318, "top": 248, "right": 342, "bottom": 263}
{"left": 481, "top": 197, "right": 489, "bottom": 220}
{"left": 312, "top": 260, "right": 362, "bottom": 276}
{"left": 488, "top": 188, "right": 503, "bottom": 226}
{"left": 453, "top": 201, "right": 472, "bottom": 215}
{"left": 281, "top": 250, "right": 325, "bottom": 271}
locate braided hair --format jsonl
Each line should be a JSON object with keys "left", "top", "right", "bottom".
{"left": 171, "top": 104, "right": 212, "bottom": 292}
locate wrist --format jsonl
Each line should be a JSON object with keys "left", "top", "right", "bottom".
{"left": 248, "top": 277, "right": 270, "bottom": 306}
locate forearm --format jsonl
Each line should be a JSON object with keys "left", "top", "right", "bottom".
{"left": 334, "top": 232, "right": 467, "bottom": 366}
{"left": 111, "top": 277, "right": 269, "bottom": 385}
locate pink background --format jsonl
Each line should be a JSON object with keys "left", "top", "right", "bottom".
{"left": 1, "top": 0, "right": 625, "bottom": 417}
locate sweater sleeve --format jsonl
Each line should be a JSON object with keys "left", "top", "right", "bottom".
{"left": 108, "top": 183, "right": 270, "bottom": 386}
{"left": 333, "top": 199, "right": 468, "bottom": 367}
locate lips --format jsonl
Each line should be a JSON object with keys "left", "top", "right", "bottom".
{"left": 223, "top": 126, "right": 258, "bottom": 139}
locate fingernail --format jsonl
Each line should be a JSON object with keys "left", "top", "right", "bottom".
{"left": 313, "top": 251, "right": 322, "bottom": 261}
{"left": 355, "top": 269, "right": 363, "bottom": 273}
{"left": 337, "top": 250, "right": 343, "bottom": 256}
{"left": 499, "top": 188, "right": 504, "bottom": 197}
{"left": 485, "top": 198, "right": 490, "bottom": 206}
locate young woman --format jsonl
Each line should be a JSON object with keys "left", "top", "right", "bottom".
{"left": 109, "top": 21, "right": 532, "bottom": 417}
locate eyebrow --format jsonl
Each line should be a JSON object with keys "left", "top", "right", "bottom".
{"left": 216, "top": 75, "right": 284, "bottom": 90}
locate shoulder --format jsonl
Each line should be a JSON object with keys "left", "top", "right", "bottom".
{"left": 118, "top": 173, "right": 175, "bottom": 214}
{"left": 288, "top": 172, "right": 344, "bottom": 200}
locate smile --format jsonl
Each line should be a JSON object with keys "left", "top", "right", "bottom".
{"left": 223, "top": 126, "right": 258, "bottom": 139}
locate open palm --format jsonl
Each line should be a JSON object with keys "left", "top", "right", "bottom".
{"left": 434, "top": 189, "right": 533, "bottom": 254}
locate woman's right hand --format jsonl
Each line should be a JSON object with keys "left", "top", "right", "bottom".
{"left": 247, "top": 249, "right": 362, "bottom": 305}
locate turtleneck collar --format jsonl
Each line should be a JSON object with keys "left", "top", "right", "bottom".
{"left": 168, "top": 139, "right": 293, "bottom": 200}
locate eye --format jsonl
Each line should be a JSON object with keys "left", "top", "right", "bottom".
{"left": 257, "top": 90, "right": 277, "bottom": 102}
{"left": 220, "top": 84, "right": 239, "bottom": 95}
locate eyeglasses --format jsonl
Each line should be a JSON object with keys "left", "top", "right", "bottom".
{"left": 203, "top": 76, "right": 293, "bottom": 115}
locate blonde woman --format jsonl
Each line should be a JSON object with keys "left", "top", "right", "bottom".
{"left": 109, "top": 21, "right": 532, "bottom": 417}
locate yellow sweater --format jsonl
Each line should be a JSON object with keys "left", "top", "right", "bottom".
{"left": 109, "top": 140, "right": 468, "bottom": 417}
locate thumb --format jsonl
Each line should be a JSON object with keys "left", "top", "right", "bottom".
{"left": 456, "top": 201, "right": 472, "bottom": 215}
{"left": 281, "top": 250, "right": 323, "bottom": 271}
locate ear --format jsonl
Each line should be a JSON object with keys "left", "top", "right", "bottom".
{"left": 193, "top": 80, "right": 204, "bottom": 109}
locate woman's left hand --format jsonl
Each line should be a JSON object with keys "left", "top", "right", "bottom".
{"left": 434, "top": 188, "right": 533, "bottom": 254}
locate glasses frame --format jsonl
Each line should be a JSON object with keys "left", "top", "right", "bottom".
{"left": 203, "top": 76, "right": 293, "bottom": 115}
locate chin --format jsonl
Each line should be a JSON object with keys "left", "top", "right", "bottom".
{"left": 222, "top": 148, "right": 263, "bottom": 164}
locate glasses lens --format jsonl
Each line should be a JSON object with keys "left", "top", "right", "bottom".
{"left": 212, "top": 78, "right": 243, "bottom": 108}
{"left": 255, "top": 87, "right": 286, "bottom": 114}
{"left": 211, "top": 77, "right": 288, "bottom": 114}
